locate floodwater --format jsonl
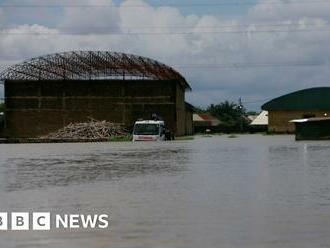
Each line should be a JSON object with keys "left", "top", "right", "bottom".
{"left": 0, "top": 135, "right": 330, "bottom": 248}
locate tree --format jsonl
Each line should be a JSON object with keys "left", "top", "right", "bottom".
{"left": 193, "top": 106, "right": 207, "bottom": 114}
{"left": 206, "top": 101, "right": 248, "bottom": 132}
{"left": 0, "top": 103, "right": 4, "bottom": 112}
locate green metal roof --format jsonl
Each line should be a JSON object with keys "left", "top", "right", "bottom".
{"left": 262, "top": 87, "right": 330, "bottom": 111}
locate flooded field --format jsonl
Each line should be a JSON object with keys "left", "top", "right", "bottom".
{"left": 0, "top": 135, "right": 330, "bottom": 248}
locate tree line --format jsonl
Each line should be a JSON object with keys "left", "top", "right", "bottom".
{"left": 194, "top": 101, "right": 258, "bottom": 133}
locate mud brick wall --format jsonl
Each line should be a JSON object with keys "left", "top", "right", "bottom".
{"left": 4, "top": 79, "right": 187, "bottom": 138}
{"left": 185, "top": 108, "right": 193, "bottom": 136}
{"left": 268, "top": 110, "right": 330, "bottom": 133}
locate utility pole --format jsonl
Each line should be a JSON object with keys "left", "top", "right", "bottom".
{"left": 238, "top": 98, "right": 243, "bottom": 132}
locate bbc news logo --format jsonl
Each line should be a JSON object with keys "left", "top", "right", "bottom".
{"left": 0, "top": 212, "right": 109, "bottom": 231}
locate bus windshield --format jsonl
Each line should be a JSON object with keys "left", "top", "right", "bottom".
{"left": 134, "top": 124, "right": 160, "bottom": 135}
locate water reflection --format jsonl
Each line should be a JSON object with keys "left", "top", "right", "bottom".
{"left": 0, "top": 136, "right": 330, "bottom": 248}
{"left": 3, "top": 147, "right": 190, "bottom": 191}
{"left": 266, "top": 142, "right": 330, "bottom": 208}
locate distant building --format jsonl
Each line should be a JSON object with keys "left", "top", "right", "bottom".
{"left": 250, "top": 111, "right": 268, "bottom": 126}
{"left": 262, "top": 87, "right": 330, "bottom": 133}
{"left": 247, "top": 114, "right": 258, "bottom": 123}
{"left": 290, "top": 117, "right": 330, "bottom": 140}
{"left": 249, "top": 111, "right": 268, "bottom": 132}
{"left": 193, "top": 113, "right": 221, "bottom": 133}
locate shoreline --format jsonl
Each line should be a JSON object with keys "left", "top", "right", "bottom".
{"left": 0, "top": 134, "right": 295, "bottom": 144}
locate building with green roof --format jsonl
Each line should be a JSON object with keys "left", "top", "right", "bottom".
{"left": 262, "top": 87, "right": 330, "bottom": 133}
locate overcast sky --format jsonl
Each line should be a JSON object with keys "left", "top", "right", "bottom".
{"left": 1, "top": 0, "right": 330, "bottom": 110}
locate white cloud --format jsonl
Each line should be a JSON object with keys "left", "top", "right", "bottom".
{"left": 59, "top": 0, "right": 119, "bottom": 34}
{"left": 1, "top": 0, "right": 330, "bottom": 110}
{"left": 249, "top": 0, "right": 330, "bottom": 21}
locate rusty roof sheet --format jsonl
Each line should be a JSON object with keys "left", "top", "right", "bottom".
{"left": 0, "top": 51, "right": 191, "bottom": 90}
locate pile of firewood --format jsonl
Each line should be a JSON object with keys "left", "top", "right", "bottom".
{"left": 40, "top": 118, "right": 129, "bottom": 139}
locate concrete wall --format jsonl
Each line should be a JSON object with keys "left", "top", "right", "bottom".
{"left": 268, "top": 110, "right": 330, "bottom": 133}
{"left": 4, "top": 79, "right": 190, "bottom": 138}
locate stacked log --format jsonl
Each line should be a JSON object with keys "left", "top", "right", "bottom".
{"left": 40, "top": 118, "right": 129, "bottom": 140}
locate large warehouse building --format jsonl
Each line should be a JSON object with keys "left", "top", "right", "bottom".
{"left": 262, "top": 87, "right": 330, "bottom": 133}
{"left": 0, "top": 51, "right": 193, "bottom": 138}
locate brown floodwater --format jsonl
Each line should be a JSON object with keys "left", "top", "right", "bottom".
{"left": 0, "top": 135, "right": 330, "bottom": 248}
